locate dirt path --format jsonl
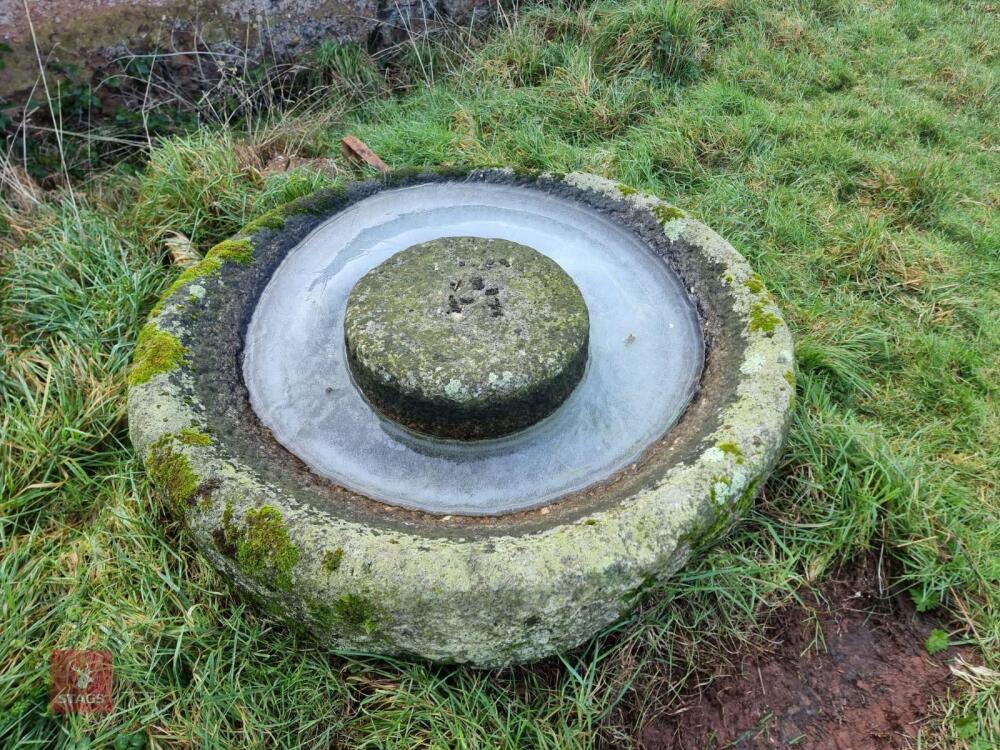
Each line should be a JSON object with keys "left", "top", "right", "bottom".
{"left": 641, "top": 564, "right": 964, "bottom": 749}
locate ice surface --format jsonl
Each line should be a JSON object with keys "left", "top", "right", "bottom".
{"left": 243, "top": 182, "right": 703, "bottom": 514}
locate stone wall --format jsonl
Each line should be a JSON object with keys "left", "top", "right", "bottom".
{"left": 0, "top": 0, "right": 490, "bottom": 98}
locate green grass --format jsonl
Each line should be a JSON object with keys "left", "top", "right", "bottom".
{"left": 2, "top": 0, "right": 998, "bottom": 747}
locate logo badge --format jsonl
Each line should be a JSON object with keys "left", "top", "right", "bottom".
{"left": 50, "top": 650, "right": 113, "bottom": 714}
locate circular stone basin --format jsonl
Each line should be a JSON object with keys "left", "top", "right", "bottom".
{"left": 242, "top": 179, "right": 703, "bottom": 515}
{"left": 128, "top": 170, "right": 795, "bottom": 667}
{"left": 344, "top": 236, "right": 590, "bottom": 439}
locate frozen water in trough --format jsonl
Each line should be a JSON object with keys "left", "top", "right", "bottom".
{"left": 243, "top": 181, "right": 704, "bottom": 514}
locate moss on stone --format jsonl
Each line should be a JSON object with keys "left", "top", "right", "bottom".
{"left": 687, "top": 475, "right": 763, "bottom": 552}
{"left": 652, "top": 204, "right": 686, "bottom": 223}
{"left": 737, "top": 478, "right": 762, "bottom": 511}
{"left": 784, "top": 369, "right": 796, "bottom": 387}
{"left": 744, "top": 273, "right": 765, "bottom": 294}
{"left": 129, "top": 324, "right": 187, "bottom": 386}
{"left": 212, "top": 501, "right": 239, "bottom": 556}
{"left": 381, "top": 165, "right": 425, "bottom": 182}
{"left": 150, "top": 256, "right": 221, "bottom": 317}
{"left": 241, "top": 209, "right": 286, "bottom": 234}
{"left": 305, "top": 591, "right": 383, "bottom": 636}
{"left": 242, "top": 186, "right": 358, "bottom": 235}
{"left": 146, "top": 434, "right": 199, "bottom": 510}
{"left": 322, "top": 548, "right": 344, "bottom": 574}
{"left": 718, "top": 442, "right": 744, "bottom": 464}
{"left": 333, "top": 593, "right": 381, "bottom": 635}
{"left": 622, "top": 574, "right": 658, "bottom": 606}
{"left": 748, "top": 301, "right": 782, "bottom": 337}
{"left": 303, "top": 595, "right": 329, "bottom": 625}
{"left": 691, "top": 508, "right": 730, "bottom": 550}
{"left": 431, "top": 165, "right": 475, "bottom": 181}
{"left": 149, "top": 239, "right": 252, "bottom": 316}
{"left": 510, "top": 166, "right": 543, "bottom": 180}
{"left": 717, "top": 441, "right": 741, "bottom": 456}
{"left": 206, "top": 238, "right": 254, "bottom": 264}
{"left": 617, "top": 183, "right": 638, "bottom": 196}
{"left": 178, "top": 427, "right": 212, "bottom": 446}
{"left": 285, "top": 185, "right": 350, "bottom": 217}
{"left": 234, "top": 505, "right": 300, "bottom": 591}
{"left": 221, "top": 501, "right": 235, "bottom": 530}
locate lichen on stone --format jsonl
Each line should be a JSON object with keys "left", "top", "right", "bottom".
{"left": 233, "top": 505, "right": 301, "bottom": 591}
{"left": 150, "top": 257, "right": 220, "bottom": 317}
{"left": 129, "top": 324, "right": 187, "bottom": 386}
{"left": 707, "top": 474, "right": 733, "bottom": 506}
{"left": 344, "top": 236, "right": 590, "bottom": 439}
{"left": 149, "top": 239, "right": 252, "bottom": 316}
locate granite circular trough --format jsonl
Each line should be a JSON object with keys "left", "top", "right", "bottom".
{"left": 127, "top": 169, "right": 795, "bottom": 667}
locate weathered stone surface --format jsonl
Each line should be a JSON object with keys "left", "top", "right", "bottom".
{"left": 127, "top": 169, "right": 795, "bottom": 667}
{"left": 345, "top": 236, "right": 589, "bottom": 439}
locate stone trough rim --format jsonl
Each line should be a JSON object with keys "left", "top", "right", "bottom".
{"left": 127, "top": 169, "right": 795, "bottom": 667}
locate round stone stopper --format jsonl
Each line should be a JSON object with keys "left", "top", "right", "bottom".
{"left": 344, "top": 237, "right": 590, "bottom": 439}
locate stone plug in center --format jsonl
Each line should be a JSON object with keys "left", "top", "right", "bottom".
{"left": 344, "top": 236, "right": 590, "bottom": 440}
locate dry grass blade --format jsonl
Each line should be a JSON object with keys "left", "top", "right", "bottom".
{"left": 0, "top": 161, "right": 44, "bottom": 213}
{"left": 950, "top": 657, "right": 1000, "bottom": 691}
{"left": 163, "top": 231, "right": 200, "bottom": 267}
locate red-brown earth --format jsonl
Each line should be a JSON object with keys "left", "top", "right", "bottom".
{"left": 641, "top": 563, "right": 966, "bottom": 749}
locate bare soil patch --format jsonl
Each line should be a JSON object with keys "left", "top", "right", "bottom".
{"left": 641, "top": 562, "right": 964, "bottom": 749}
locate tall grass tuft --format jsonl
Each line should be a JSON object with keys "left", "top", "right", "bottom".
{"left": 591, "top": 0, "right": 705, "bottom": 83}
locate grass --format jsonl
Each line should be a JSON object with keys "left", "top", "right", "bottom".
{"left": 1, "top": 0, "right": 998, "bottom": 747}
